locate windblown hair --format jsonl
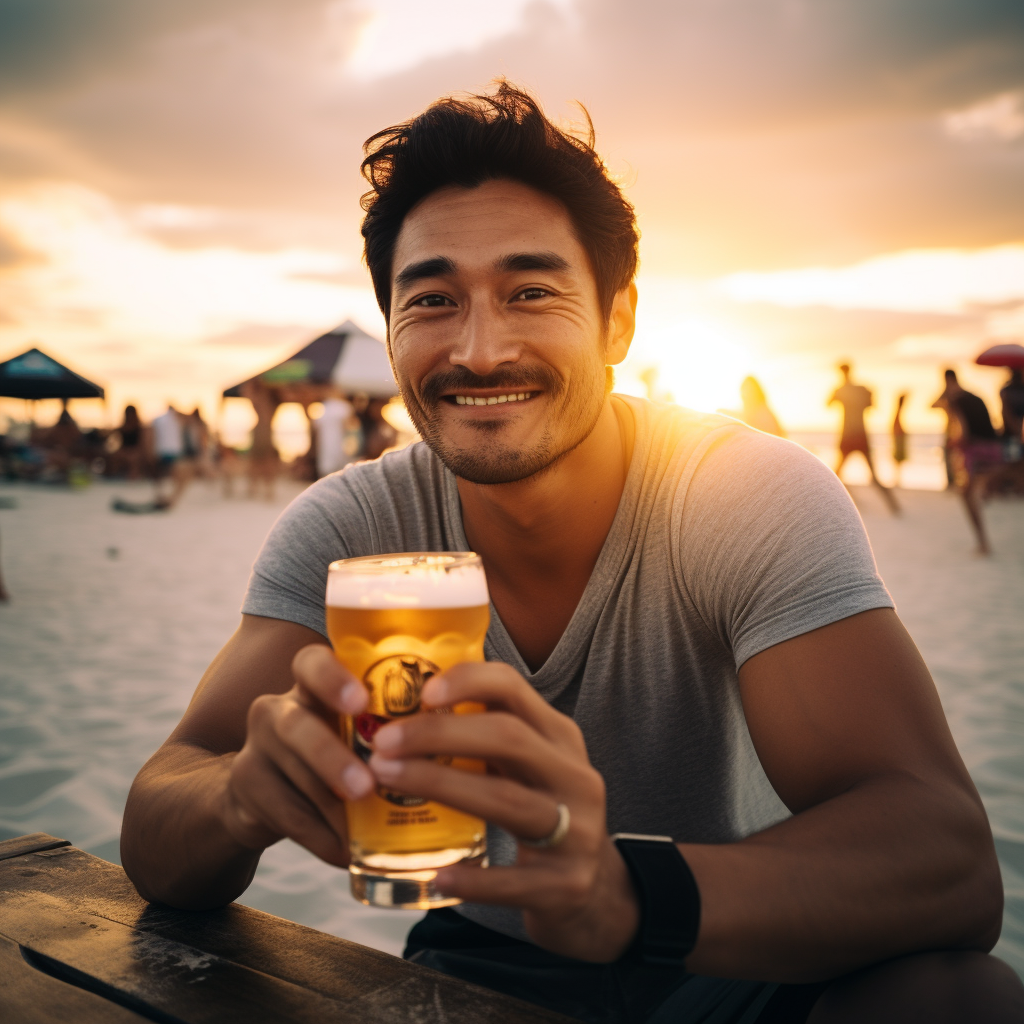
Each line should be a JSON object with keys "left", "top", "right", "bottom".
{"left": 359, "top": 81, "right": 639, "bottom": 321}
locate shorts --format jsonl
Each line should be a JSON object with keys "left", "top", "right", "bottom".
{"left": 404, "top": 908, "right": 826, "bottom": 1024}
{"left": 839, "top": 435, "right": 869, "bottom": 457}
{"left": 959, "top": 441, "right": 1004, "bottom": 476}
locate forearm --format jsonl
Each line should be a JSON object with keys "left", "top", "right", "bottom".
{"left": 121, "top": 743, "right": 266, "bottom": 910}
{"left": 681, "top": 772, "right": 1002, "bottom": 982}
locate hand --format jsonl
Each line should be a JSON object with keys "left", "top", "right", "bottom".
{"left": 221, "top": 644, "right": 373, "bottom": 866}
{"left": 368, "top": 661, "right": 639, "bottom": 962}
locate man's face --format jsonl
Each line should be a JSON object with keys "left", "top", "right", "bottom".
{"left": 387, "top": 179, "right": 620, "bottom": 485}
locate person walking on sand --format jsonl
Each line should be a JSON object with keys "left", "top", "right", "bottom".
{"left": 892, "top": 393, "right": 909, "bottom": 488}
{"left": 935, "top": 370, "right": 1003, "bottom": 555}
{"left": 829, "top": 362, "right": 899, "bottom": 512}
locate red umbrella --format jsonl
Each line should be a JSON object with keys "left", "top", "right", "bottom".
{"left": 975, "top": 343, "right": 1024, "bottom": 369}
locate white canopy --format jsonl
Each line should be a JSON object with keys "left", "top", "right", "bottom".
{"left": 330, "top": 320, "right": 397, "bottom": 396}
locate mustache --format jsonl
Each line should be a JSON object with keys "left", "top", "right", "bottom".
{"left": 420, "top": 365, "right": 562, "bottom": 406}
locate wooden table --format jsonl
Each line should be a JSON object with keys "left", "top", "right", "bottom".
{"left": 0, "top": 833, "right": 573, "bottom": 1023}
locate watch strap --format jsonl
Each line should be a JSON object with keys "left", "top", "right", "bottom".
{"left": 612, "top": 833, "right": 701, "bottom": 967}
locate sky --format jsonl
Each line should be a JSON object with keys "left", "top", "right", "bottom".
{"left": 1, "top": 0, "right": 1023, "bottom": 436}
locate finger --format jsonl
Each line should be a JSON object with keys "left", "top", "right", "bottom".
{"left": 421, "top": 662, "right": 584, "bottom": 752}
{"left": 228, "top": 748, "right": 349, "bottom": 867}
{"left": 373, "top": 711, "right": 584, "bottom": 792}
{"left": 249, "top": 692, "right": 374, "bottom": 801}
{"left": 433, "top": 860, "right": 591, "bottom": 913}
{"left": 368, "top": 753, "right": 565, "bottom": 842}
{"left": 291, "top": 644, "right": 367, "bottom": 716}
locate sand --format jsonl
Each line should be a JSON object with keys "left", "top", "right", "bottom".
{"left": 0, "top": 473, "right": 1021, "bottom": 973}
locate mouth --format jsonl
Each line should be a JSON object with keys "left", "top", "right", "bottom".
{"left": 442, "top": 391, "right": 539, "bottom": 407}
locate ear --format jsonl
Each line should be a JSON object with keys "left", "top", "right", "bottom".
{"left": 605, "top": 283, "right": 637, "bottom": 366}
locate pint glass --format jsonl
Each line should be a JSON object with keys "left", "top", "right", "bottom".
{"left": 326, "top": 552, "right": 490, "bottom": 909}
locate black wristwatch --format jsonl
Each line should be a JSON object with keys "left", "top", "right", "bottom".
{"left": 612, "top": 833, "right": 701, "bottom": 967}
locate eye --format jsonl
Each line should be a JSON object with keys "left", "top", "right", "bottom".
{"left": 512, "top": 287, "right": 549, "bottom": 302}
{"left": 412, "top": 294, "right": 454, "bottom": 308}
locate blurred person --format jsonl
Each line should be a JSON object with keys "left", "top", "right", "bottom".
{"left": 242, "top": 380, "right": 280, "bottom": 500}
{"left": 123, "top": 84, "right": 1021, "bottom": 1024}
{"left": 738, "top": 376, "right": 785, "bottom": 437}
{"left": 829, "top": 362, "right": 900, "bottom": 513}
{"left": 113, "top": 404, "right": 146, "bottom": 479}
{"left": 892, "top": 393, "right": 908, "bottom": 488}
{"left": 0, "top": 527, "right": 8, "bottom": 602}
{"left": 1000, "top": 368, "right": 1024, "bottom": 460}
{"left": 184, "top": 407, "right": 214, "bottom": 479}
{"left": 41, "top": 405, "right": 83, "bottom": 479}
{"left": 931, "top": 371, "right": 960, "bottom": 489}
{"left": 362, "top": 397, "right": 399, "bottom": 460}
{"left": 314, "top": 396, "right": 355, "bottom": 477}
{"left": 151, "top": 404, "right": 190, "bottom": 508}
{"left": 935, "top": 370, "right": 1003, "bottom": 555}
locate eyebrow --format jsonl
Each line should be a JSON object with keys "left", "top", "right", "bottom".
{"left": 495, "top": 251, "right": 571, "bottom": 273}
{"left": 394, "top": 250, "right": 573, "bottom": 292}
{"left": 394, "top": 256, "right": 457, "bottom": 290}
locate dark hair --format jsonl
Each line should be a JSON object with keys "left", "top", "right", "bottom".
{"left": 359, "top": 81, "right": 638, "bottom": 322}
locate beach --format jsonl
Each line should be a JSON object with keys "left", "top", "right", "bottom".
{"left": 0, "top": 473, "right": 1022, "bottom": 974}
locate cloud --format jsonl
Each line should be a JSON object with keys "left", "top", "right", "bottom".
{"left": 944, "top": 91, "right": 1024, "bottom": 142}
{"left": 718, "top": 244, "right": 1024, "bottom": 314}
{"left": 0, "top": 0, "right": 1021, "bottom": 272}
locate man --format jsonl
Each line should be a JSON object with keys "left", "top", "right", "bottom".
{"left": 932, "top": 370, "right": 1003, "bottom": 555}
{"left": 828, "top": 363, "right": 899, "bottom": 513}
{"left": 122, "top": 85, "right": 1021, "bottom": 1022}
{"left": 150, "top": 403, "right": 190, "bottom": 508}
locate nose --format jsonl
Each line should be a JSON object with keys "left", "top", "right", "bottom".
{"left": 447, "top": 301, "right": 521, "bottom": 377}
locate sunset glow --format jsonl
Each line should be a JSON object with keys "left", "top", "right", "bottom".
{"left": 1, "top": 1, "right": 1022, "bottom": 446}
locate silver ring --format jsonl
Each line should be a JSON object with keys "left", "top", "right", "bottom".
{"left": 519, "top": 802, "right": 570, "bottom": 849}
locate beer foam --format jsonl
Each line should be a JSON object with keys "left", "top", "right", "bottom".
{"left": 327, "top": 557, "right": 489, "bottom": 609}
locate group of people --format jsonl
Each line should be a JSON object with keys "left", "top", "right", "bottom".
{"left": 729, "top": 361, "right": 1023, "bottom": 553}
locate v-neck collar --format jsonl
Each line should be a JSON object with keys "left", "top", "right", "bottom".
{"left": 441, "top": 396, "right": 650, "bottom": 703}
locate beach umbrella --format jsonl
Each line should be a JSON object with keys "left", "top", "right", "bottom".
{"left": 223, "top": 321, "right": 397, "bottom": 399}
{"left": 975, "top": 343, "right": 1024, "bottom": 369}
{"left": 0, "top": 347, "right": 105, "bottom": 400}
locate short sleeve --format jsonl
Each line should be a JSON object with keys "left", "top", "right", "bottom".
{"left": 241, "top": 474, "right": 374, "bottom": 637}
{"left": 673, "top": 428, "right": 894, "bottom": 670}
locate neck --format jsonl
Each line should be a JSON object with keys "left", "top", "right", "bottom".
{"left": 457, "top": 395, "right": 634, "bottom": 606}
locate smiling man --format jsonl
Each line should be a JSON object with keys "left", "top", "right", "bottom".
{"left": 122, "top": 85, "right": 1023, "bottom": 1023}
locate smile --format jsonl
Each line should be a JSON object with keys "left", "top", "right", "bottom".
{"left": 449, "top": 392, "right": 537, "bottom": 406}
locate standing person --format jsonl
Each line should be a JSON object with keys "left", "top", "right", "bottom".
{"left": 932, "top": 371, "right": 959, "bottom": 488}
{"left": 122, "top": 85, "right": 1021, "bottom": 1023}
{"left": 241, "top": 381, "right": 280, "bottom": 500}
{"left": 935, "top": 371, "right": 1003, "bottom": 555}
{"left": 1000, "top": 368, "right": 1024, "bottom": 460}
{"left": 892, "top": 393, "right": 909, "bottom": 488}
{"left": 829, "top": 363, "right": 899, "bottom": 513}
{"left": 150, "top": 404, "right": 191, "bottom": 508}
{"left": 314, "top": 396, "right": 355, "bottom": 478}
{"left": 114, "top": 404, "right": 146, "bottom": 480}
{"left": 738, "top": 376, "right": 785, "bottom": 437}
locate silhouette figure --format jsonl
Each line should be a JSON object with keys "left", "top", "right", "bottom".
{"left": 892, "top": 393, "right": 908, "bottom": 488}
{"left": 829, "top": 363, "right": 899, "bottom": 513}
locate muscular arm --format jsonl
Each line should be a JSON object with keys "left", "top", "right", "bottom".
{"left": 121, "top": 615, "right": 336, "bottom": 909}
{"left": 681, "top": 607, "right": 1002, "bottom": 982}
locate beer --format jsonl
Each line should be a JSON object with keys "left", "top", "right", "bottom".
{"left": 326, "top": 553, "right": 489, "bottom": 909}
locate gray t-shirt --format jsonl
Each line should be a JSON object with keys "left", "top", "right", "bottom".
{"left": 243, "top": 397, "right": 893, "bottom": 939}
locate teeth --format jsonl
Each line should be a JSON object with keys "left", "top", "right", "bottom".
{"left": 452, "top": 392, "right": 532, "bottom": 406}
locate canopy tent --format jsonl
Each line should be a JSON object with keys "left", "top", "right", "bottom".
{"left": 222, "top": 321, "right": 396, "bottom": 402}
{"left": 975, "top": 343, "right": 1024, "bottom": 370}
{"left": 0, "top": 347, "right": 105, "bottom": 401}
